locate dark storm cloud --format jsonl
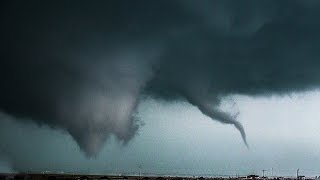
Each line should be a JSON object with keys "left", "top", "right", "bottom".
{"left": 1, "top": 0, "right": 320, "bottom": 156}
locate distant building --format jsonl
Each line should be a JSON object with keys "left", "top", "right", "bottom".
{"left": 99, "top": 176, "right": 110, "bottom": 180}
{"left": 247, "top": 175, "right": 259, "bottom": 180}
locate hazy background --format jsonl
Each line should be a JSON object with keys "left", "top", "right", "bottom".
{"left": 1, "top": 91, "right": 319, "bottom": 177}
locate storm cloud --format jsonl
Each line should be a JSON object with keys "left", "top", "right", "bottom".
{"left": 1, "top": 0, "right": 320, "bottom": 156}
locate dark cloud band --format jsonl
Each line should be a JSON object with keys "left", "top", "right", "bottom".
{"left": 1, "top": 0, "right": 320, "bottom": 156}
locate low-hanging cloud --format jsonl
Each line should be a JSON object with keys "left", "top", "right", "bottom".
{"left": 1, "top": 0, "right": 320, "bottom": 157}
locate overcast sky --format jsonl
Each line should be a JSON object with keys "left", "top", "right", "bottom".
{"left": 1, "top": 1, "right": 320, "bottom": 177}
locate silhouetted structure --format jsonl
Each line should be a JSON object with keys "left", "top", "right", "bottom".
{"left": 247, "top": 175, "right": 259, "bottom": 180}
{"left": 100, "top": 176, "right": 110, "bottom": 180}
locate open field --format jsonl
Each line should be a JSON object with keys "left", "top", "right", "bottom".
{"left": 0, "top": 173, "right": 317, "bottom": 180}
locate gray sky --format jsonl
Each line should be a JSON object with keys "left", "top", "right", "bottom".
{"left": 1, "top": 1, "right": 320, "bottom": 177}
{"left": 1, "top": 91, "right": 320, "bottom": 176}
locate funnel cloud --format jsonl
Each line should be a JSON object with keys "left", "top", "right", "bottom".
{"left": 1, "top": 0, "right": 320, "bottom": 156}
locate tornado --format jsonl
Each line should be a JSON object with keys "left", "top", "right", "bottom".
{"left": 2, "top": 0, "right": 320, "bottom": 160}
{"left": 184, "top": 93, "right": 248, "bottom": 147}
